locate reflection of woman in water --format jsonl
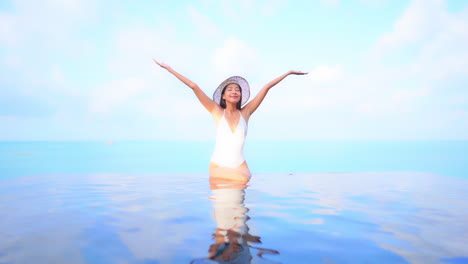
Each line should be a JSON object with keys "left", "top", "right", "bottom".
{"left": 153, "top": 60, "right": 307, "bottom": 183}
{"left": 191, "top": 181, "right": 279, "bottom": 264}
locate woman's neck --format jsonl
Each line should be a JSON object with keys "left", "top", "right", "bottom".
{"left": 225, "top": 103, "right": 238, "bottom": 113}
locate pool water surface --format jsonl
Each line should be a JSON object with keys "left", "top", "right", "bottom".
{"left": 0, "top": 172, "right": 467, "bottom": 264}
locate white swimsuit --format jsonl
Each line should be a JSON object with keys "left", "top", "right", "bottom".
{"left": 210, "top": 110, "right": 248, "bottom": 168}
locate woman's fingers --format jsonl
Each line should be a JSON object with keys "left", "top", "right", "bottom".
{"left": 152, "top": 58, "right": 166, "bottom": 68}
{"left": 289, "top": 70, "right": 308, "bottom": 75}
{"left": 294, "top": 71, "right": 308, "bottom": 75}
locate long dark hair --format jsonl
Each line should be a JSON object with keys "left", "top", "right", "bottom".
{"left": 219, "top": 84, "right": 242, "bottom": 110}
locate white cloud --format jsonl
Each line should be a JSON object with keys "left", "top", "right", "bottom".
{"left": 219, "top": 1, "right": 251, "bottom": 20}
{"left": 260, "top": 0, "right": 288, "bottom": 16}
{"left": 216, "top": 0, "right": 286, "bottom": 21}
{"left": 88, "top": 77, "right": 149, "bottom": 115}
{"left": 358, "top": 0, "right": 390, "bottom": 6}
{"left": 0, "top": 0, "right": 98, "bottom": 48}
{"left": 411, "top": 8, "right": 468, "bottom": 80}
{"left": 0, "top": 0, "right": 99, "bottom": 96}
{"left": 51, "top": 67, "right": 66, "bottom": 86}
{"left": 358, "top": 0, "right": 468, "bottom": 120}
{"left": 320, "top": 0, "right": 340, "bottom": 7}
{"left": 353, "top": 86, "right": 431, "bottom": 116}
{"left": 95, "top": 24, "right": 186, "bottom": 117}
{"left": 213, "top": 37, "right": 258, "bottom": 78}
{"left": 109, "top": 27, "right": 168, "bottom": 77}
{"left": 370, "top": 0, "right": 446, "bottom": 58}
{"left": 46, "top": 0, "right": 84, "bottom": 12}
{"left": 2, "top": 54, "right": 21, "bottom": 69}
{"left": 188, "top": 6, "right": 222, "bottom": 39}
{"left": 307, "top": 65, "right": 344, "bottom": 84}
{"left": 0, "top": 11, "right": 17, "bottom": 47}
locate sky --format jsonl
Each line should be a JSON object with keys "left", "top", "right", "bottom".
{"left": 0, "top": 0, "right": 467, "bottom": 141}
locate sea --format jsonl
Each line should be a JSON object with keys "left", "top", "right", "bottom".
{"left": 1, "top": 141, "right": 467, "bottom": 180}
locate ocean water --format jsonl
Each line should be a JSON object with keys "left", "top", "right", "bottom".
{"left": 0, "top": 141, "right": 468, "bottom": 264}
{"left": 1, "top": 141, "right": 467, "bottom": 180}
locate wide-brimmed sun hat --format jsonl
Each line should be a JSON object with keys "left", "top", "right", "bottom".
{"left": 213, "top": 76, "right": 250, "bottom": 106}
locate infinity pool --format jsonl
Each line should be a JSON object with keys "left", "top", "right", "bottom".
{"left": 0, "top": 172, "right": 467, "bottom": 263}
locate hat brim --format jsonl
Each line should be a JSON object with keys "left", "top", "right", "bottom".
{"left": 213, "top": 76, "right": 250, "bottom": 106}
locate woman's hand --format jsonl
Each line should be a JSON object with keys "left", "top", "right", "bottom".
{"left": 152, "top": 59, "right": 171, "bottom": 70}
{"left": 289, "top": 70, "right": 308, "bottom": 75}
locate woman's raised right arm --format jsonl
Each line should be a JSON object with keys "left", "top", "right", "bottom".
{"left": 153, "top": 59, "right": 219, "bottom": 113}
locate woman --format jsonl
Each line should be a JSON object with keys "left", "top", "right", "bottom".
{"left": 153, "top": 60, "right": 307, "bottom": 183}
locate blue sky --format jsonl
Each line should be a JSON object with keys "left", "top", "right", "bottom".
{"left": 1, "top": 0, "right": 467, "bottom": 141}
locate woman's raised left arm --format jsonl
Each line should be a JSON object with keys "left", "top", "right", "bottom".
{"left": 242, "top": 70, "right": 307, "bottom": 117}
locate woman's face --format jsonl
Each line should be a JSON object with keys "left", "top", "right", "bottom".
{"left": 222, "top": 83, "right": 241, "bottom": 105}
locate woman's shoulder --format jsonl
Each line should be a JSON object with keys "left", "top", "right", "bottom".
{"left": 240, "top": 108, "right": 250, "bottom": 123}
{"left": 211, "top": 105, "right": 224, "bottom": 122}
